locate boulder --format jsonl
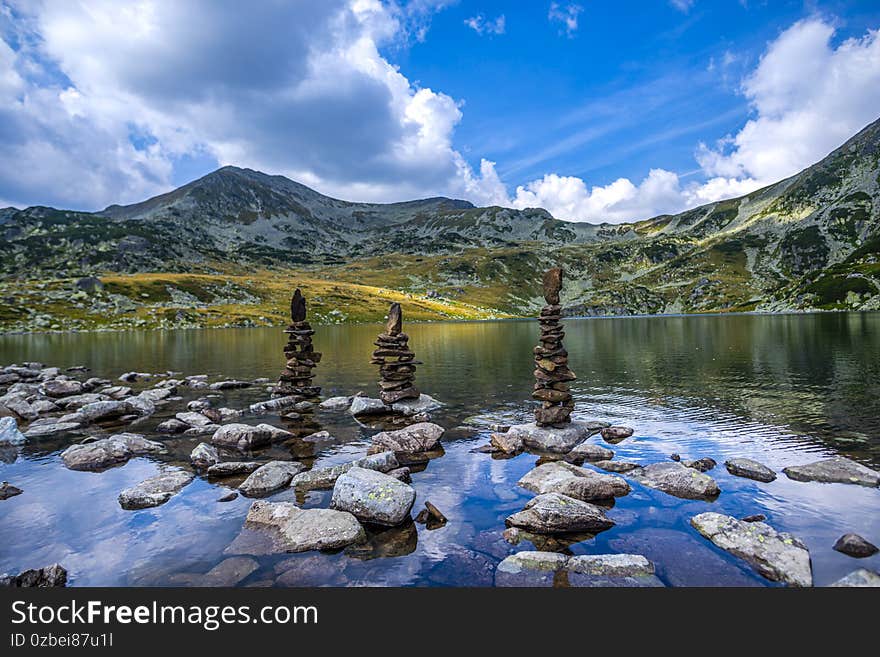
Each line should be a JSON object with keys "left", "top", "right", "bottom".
{"left": 631, "top": 462, "right": 721, "bottom": 500}
{"left": 832, "top": 533, "right": 878, "bottom": 558}
{"left": 24, "top": 420, "right": 82, "bottom": 438}
{"left": 565, "top": 442, "right": 614, "bottom": 464}
{"left": 506, "top": 492, "right": 614, "bottom": 534}
{"left": 783, "top": 456, "right": 879, "bottom": 487}
{"left": 566, "top": 554, "right": 663, "bottom": 587}
{"left": 207, "top": 462, "right": 262, "bottom": 477}
{"left": 56, "top": 393, "right": 110, "bottom": 409}
{"left": 61, "top": 433, "right": 166, "bottom": 471}
{"left": 77, "top": 400, "right": 139, "bottom": 423}
{"left": 490, "top": 431, "right": 523, "bottom": 454}
{"left": 494, "top": 551, "right": 570, "bottom": 587}
{"left": 349, "top": 396, "right": 390, "bottom": 416}
{"left": 234, "top": 500, "right": 366, "bottom": 553}
{"left": 506, "top": 421, "right": 594, "bottom": 453}
{"left": 690, "top": 512, "right": 812, "bottom": 587}
{"left": 593, "top": 460, "right": 640, "bottom": 473}
{"left": 40, "top": 379, "right": 83, "bottom": 398}
{"left": 391, "top": 394, "right": 443, "bottom": 416}
{"left": 0, "top": 563, "right": 67, "bottom": 587}
{"left": 190, "top": 443, "right": 220, "bottom": 469}
{"left": 725, "top": 458, "right": 777, "bottom": 482}
{"left": 118, "top": 469, "right": 194, "bottom": 509}
{"left": 239, "top": 461, "right": 305, "bottom": 497}
{"left": 30, "top": 399, "right": 61, "bottom": 414}
{"left": 600, "top": 426, "right": 634, "bottom": 443}
{"left": 370, "top": 422, "right": 444, "bottom": 453}
{"left": 319, "top": 396, "right": 353, "bottom": 411}
{"left": 248, "top": 396, "right": 299, "bottom": 414}
{"left": 0, "top": 417, "right": 26, "bottom": 446}
{"left": 829, "top": 569, "right": 880, "bottom": 587}
{"left": 211, "top": 423, "right": 278, "bottom": 450}
{"left": 331, "top": 466, "right": 416, "bottom": 526}
{"left": 290, "top": 451, "right": 399, "bottom": 491}
{"left": 518, "top": 461, "right": 630, "bottom": 502}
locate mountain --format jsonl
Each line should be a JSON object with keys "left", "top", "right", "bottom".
{"left": 0, "top": 117, "right": 878, "bottom": 332}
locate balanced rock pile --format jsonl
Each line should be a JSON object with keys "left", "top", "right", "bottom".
{"left": 533, "top": 268, "right": 576, "bottom": 427}
{"left": 370, "top": 303, "right": 421, "bottom": 404}
{"left": 276, "top": 289, "right": 321, "bottom": 401}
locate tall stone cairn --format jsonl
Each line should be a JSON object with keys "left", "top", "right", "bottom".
{"left": 276, "top": 289, "right": 321, "bottom": 399}
{"left": 533, "top": 268, "right": 576, "bottom": 426}
{"left": 371, "top": 302, "right": 421, "bottom": 404}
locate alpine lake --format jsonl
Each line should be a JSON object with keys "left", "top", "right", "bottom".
{"left": 1, "top": 311, "right": 879, "bottom": 587}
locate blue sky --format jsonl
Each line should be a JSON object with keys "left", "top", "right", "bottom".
{"left": 1, "top": 1, "right": 879, "bottom": 222}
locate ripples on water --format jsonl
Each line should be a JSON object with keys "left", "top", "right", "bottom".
{"left": 0, "top": 312, "right": 878, "bottom": 586}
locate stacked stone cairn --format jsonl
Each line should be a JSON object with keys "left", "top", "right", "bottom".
{"left": 276, "top": 289, "right": 321, "bottom": 401}
{"left": 370, "top": 303, "right": 421, "bottom": 405}
{"left": 533, "top": 268, "right": 576, "bottom": 427}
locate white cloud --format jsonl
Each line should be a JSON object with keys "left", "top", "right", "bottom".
{"left": 669, "top": 0, "right": 695, "bottom": 13}
{"left": 548, "top": 3, "right": 582, "bottom": 37}
{"left": 464, "top": 14, "right": 505, "bottom": 36}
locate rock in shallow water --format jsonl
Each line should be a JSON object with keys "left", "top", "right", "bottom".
{"left": 290, "top": 451, "right": 399, "bottom": 491}
{"left": 506, "top": 492, "right": 614, "bottom": 534}
{"left": 390, "top": 393, "right": 443, "bottom": 416}
{"left": 832, "top": 533, "right": 878, "bottom": 558}
{"left": 211, "top": 423, "right": 291, "bottom": 450}
{"left": 490, "top": 431, "right": 523, "bottom": 454}
{"left": 0, "top": 417, "right": 26, "bottom": 446}
{"left": 239, "top": 461, "right": 305, "bottom": 497}
{"left": 690, "top": 512, "right": 812, "bottom": 587}
{"left": 171, "top": 557, "right": 260, "bottom": 587}
{"left": 349, "top": 396, "right": 389, "bottom": 416}
{"left": 518, "top": 461, "right": 630, "bottom": 502}
{"left": 118, "top": 469, "right": 194, "bottom": 510}
{"left": 506, "top": 421, "right": 595, "bottom": 453}
{"left": 631, "top": 462, "right": 721, "bottom": 500}
{"left": 370, "top": 422, "right": 444, "bottom": 454}
{"left": 0, "top": 481, "right": 23, "bottom": 499}
{"left": 61, "top": 433, "right": 166, "bottom": 471}
{"left": 494, "top": 551, "right": 662, "bottom": 587}
{"left": 829, "top": 569, "right": 880, "bottom": 587}
{"left": 331, "top": 466, "right": 416, "bottom": 526}
{"left": 190, "top": 442, "right": 220, "bottom": 468}
{"left": 600, "top": 426, "right": 634, "bottom": 443}
{"left": 207, "top": 462, "right": 262, "bottom": 477}
{"left": 683, "top": 457, "right": 717, "bottom": 472}
{"left": 593, "top": 459, "right": 640, "bottom": 473}
{"left": 725, "top": 457, "right": 776, "bottom": 482}
{"left": 564, "top": 442, "right": 614, "bottom": 464}
{"left": 319, "top": 396, "right": 353, "bottom": 411}
{"left": 782, "top": 456, "right": 879, "bottom": 487}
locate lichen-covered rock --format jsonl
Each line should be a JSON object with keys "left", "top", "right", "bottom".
{"left": 190, "top": 442, "right": 220, "bottom": 469}
{"left": 690, "top": 512, "right": 812, "bottom": 587}
{"left": 564, "top": 442, "right": 614, "bottom": 464}
{"left": 331, "top": 466, "right": 416, "bottom": 526}
{"left": 506, "top": 493, "right": 614, "bottom": 534}
{"left": 370, "top": 422, "right": 444, "bottom": 454}
{"left": 518, "top": 461, "right": 630, "bottom": 501}
{"left": 118, "top": 469, "right": 194, "bottom": 509}
{"left": 631, "top": 462, "right": 721, "bottom": 500}
{"left": 239, "top": 461, "right": 305, "bottom": 497}
{"left": 290, "top": 451, "right": 399, "bottom": 491}
{"left": 61, "top": 433, "right": 166, "bottom": 471}
{"left": 725, "top": 458, "right": 777, "bottom": 482}
{"left": 0, "top": 417, "right": 26, "bottom": 446}
{"left": 783, "top": 456, "right": 879, "bottom": 487}
{"left": 506, "top": 421, "right": 594, "bottom": 453}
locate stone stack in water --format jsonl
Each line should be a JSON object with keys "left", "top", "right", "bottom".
{"left": 371, "top": 303, "right": 421, "bottom": 404}
{"left": 533, "top": 268, "right": 576, "bottom": 427}
{"left": 276, "top": 289, "right": 321, "bottom": 400}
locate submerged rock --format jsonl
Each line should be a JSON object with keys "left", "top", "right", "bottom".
{"left": 0, "top": 563, "right": 67, "bottom": 587}
{"left": 118, "top": 469, "right": 194, "bottom": 510}
{"left": 631, "top": 462, "right": 721, "bottom": 500}
{"left": 370, "top": 422, "right": 444, "bottom": 454}
{"left": 239, "top": 461, "right": 305, "bottom": 497}
{"left": 290, "top": 451, "right": 399, "bottom": 491}
{"left": 171, "top": 557, "right": 259, "bottom": 587}
{"left": 783, "top": 456, "right": 880, "bottom": 487}
{"left": 518, "top": 461, "right": 630, "bottom": 502}
{"left": 61, "top": 433, "right": 166, "bottom": 471}
{"left": 832, "top": 533, "right": 878, "bottom": 558}
{"left": 829, "top": 569, "right": 880, "bottom": 587}
{"left": 506, "top": 421, "right": 594, "bottom": 453}
{"left": 690, "top": 512, "right": 812, "bottom": 587}
{"left": 564, "top": 442, "right": 614, "bottom": 464}
{"left": 725, "top": 458, "right": 777, "bottom": 482}
{"left": 506, "top": 492, "right": 614, "bottom": 534}
{"left": 494, "top": 551, "right": 661, "bottom": 587}
{"left": 0, "top": 417, "right": 26, "bottom": 446}
{"left": 331, "top": 466, "right": 416, "bottom": 526}
{"left": 0, "top": 481, "right": 23, "bottom": 500}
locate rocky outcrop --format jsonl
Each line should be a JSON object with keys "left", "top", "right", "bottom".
{"left": 783, "top": 456, "right": 880, "bottom": 487}
{"left": 518, "top": 461, "right": 630, "bottom": 502}
{"left": 370, "top": 422, "right": 444, "bottom": 454}
{"left": 631, "top": 462, "right": 721, "bottom": 500}
{"left": 690, "top": 512, "right": 812, "bottom": 587}
{"left": 505, "top": 492, "right": 614, "bottom": 534}
{"left": 331, "top": 466, "right": 416, "bottom": 526}
{"left": 239, "top": 461, "right": 305, "bottom": 497}
{"left": 61, "top": 433, "right": 166, "bottom": 471}
{"left": 725, "top": 458, "right": 777, "bottom": 482}
{"left": 118, "top": 469, "right": 194, "bottom": 509}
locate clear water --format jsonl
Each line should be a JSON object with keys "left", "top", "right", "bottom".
{"left": 1, "top": 312, "right": 878, "bottom": 587}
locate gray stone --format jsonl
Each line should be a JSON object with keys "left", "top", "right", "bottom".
{"left": 0, "top": 395, "right": 36, "bottom": 421}
{"left": 370, "top": 422, "right": 444, "bottom": 453}
{"left": 829, "top": 569, "right": 880, "bottom": 587}
{"left": 40, "top": 379, "right": 83, "bottom": 398}
{"left": 211, "top": 423, "right": 278, "bottom": 450}
{"left": 506, "top": 492, "right": 614, "bottom": 534}
{"left": 391, "top": 393, "right": 443, "bottom": 416}
{"left": 77, "top": 400, "right": 139, "bottom": 423}
{"left": 506, "top": 421, "right": 594, "bottom": 453}
{"left": 593, "top": 460, "right": 640, "bottom": 473}
{"left": 690, "top": 512, "right": 812, "bottom": 587}
{"left": 171, "top": 557, "right": 259, "bottom": 587}
{"left": 494, "top": 551, "right": 570, "bottom": 587}
{"left": 833, "top": 533, "right": 878, "bottom": 558}
{"left": 683, "top": 457, "right": 717, "bottom": 472}
{"left": 290, "top": 451, "right": 399, "bottom": 491}
{"left": 248, "top": 396, "right": 299, "bottom": 414}
{"left": 237, "top": 500, "right": 366, "bottom": 553}
{"left": 118, "top": 469, "right": 194, "bottom": 509}
{"left": 783, "top": 456, "right": 879, "bottom": 487}
{"left": 57, "top": 393, "right": 110, "bottom": 409}
{"left": 99, "top": 385, "right": 132, "bottom": 399}
{"left": 600, "top": 426, "right": 634, "bottom": 443}
{"left": 0, "top": 481, "right": 23, "bottom": 499}
{"left": 631, "top": 462, "right": 721, "bottom": 500}
{"left": 156, "top": 418, "right": 189, "bottom": 433}
{"left": 490, "top": 431, "right": 523, "bottom": 454}
{"left": 30, "top": 399, "right": 61, "bottom": 414}
{"left": 209, "top": 380, "right": 252, "bottom": 390}
{"left": 725, "top": 457, "right": 777, "bottom": 482}
{"left": 566, "top": 554, "right": 664, "bottom": 587}
{"left": 319, "top": 396, "right": 353, "bottom": 410}
{"left": 349, "top": 396, "right": 390, "bottom": 416}
{"left": 176, "top": 411, "right": 214, "bottom": 427}
{"left": 207, "top": 462, "right": 262, "bottom": 477}
{"left": 239, "top": 461, "right": 305, "bottom": 497}
{"left": 61, "top": 433, "right": 166, "bottom": 471}
{"left": 190, "top": 442, "right": 220, "bottom": 469}
{"left": 331, "top": 466, "right": 416, "bottom": 526}
{"left": 0, "top": 417, "right": 26, "bottom": 446}
{"left": 24, "top": 420, "right": 82, "bottom": 438}
{"left": 565, "top": 442, "right": 614, "bottom": 464}
{"left": 137, "top": 387, "right": 174, "bottom": 402}
{"left": 518, "top": 461, "right": 630, "bottom": 501}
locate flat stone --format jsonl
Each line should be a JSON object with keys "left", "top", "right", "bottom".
{"left": 566, "top": 554, "right": 664, "bottom": 587}
{"left": 0, "top": 417, "right": 26, "bottom": 446}
{"left": 56, "top": 393, "right": 110, "bottom": 409}
{"left": 118, "top": 469, "right": 194, "bottom": 510}
{"left": 172, "top": 557, "right": 259, "bottom": 587}
{"left": 565, "top": 442, "right": 614, "bottom": 464}
{"left": 211, "top": 423, "right": 279, "bottom": 450}
{"left": 391, "top": 393, "right": 443, "bottom": 416}
{"left": 77, "top": 400, "right": 139, "bottom": 423}
{"left": 725, "top": 458, "right": 777, "bottom": 482}
{"left": 506, "top": 492, "right": 614, "bottom": 534}
{"left": 24, "top": 420, "right": 82, "bottom": 438}
{"left": 631, "top": 462, "right": 721, "bottom": 500}
{"left": 231, "top": 500, "right": 365, "bottom": 553}
{"left": 783, "top": 456, "right": 880, "bottom": 487}
{"left": 370, "top": 422, "right": 444, "bottom": 453}
{"left": 683, "top": 457, "right": 717, "bottom": 473}
{"left": 331, "top": 466, "right": 416, "bottom": 526}
{"left": 319, "top": 396, "right": 353, "bottom": 410}
{"left": 40, "top": 379, "right": 83, "bottom": 398}
{"left": 507, "top": 421, "right": 594, "bottom": 453}
{"left": 207, "top": 462, "right": 262, "bottom": 477}
{"left": 490, "top": 431, "right": 523, "bottom": 454}
{"left": 239, "top": 461, "right": 305, "bottom": 497}
{"left": 248, "top": 396, "right": 300, "bottom": 414}
{"left": 290, "top": 451, "right": 399, "bottom": 491}
{"left": 349, "top": 396, "right": 390, "bottom": 416}
{"left": 593, "top": 460, "right": 640, "bottom": 473}
{"left": 600, "top": 426, "right": 634, "bottom": 443}
{"left": 829, "top": 569, "right": 880, "bottom": 587}
{"left": 61, "top": 433, "right": 166, "bottom": 471}
{"left": 157, "top": 418, "right": 189, "bottom": 433}
{"left": 190, "top": 442, "right": 220, "bottom": 468}
{"left": 176, "top": 411, "right": 214, "bottom": 427}
{"left": 494, "top": 551, "right": 569, "bottom": 587}
{"left": 518, "top": 461, "right": 630, "bottom": 501}
{"left": 209, "top": 380, "right": 252, "bottom": 390}
{"left": 833, "top": 533, "right": 878, "bottom": 558}
{"left": 691, "top": 512, "right": 812, "bottom": 587}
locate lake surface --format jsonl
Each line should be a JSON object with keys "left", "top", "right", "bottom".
{"left": 1, "top": 312, "right": 879, "bottom": 586}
